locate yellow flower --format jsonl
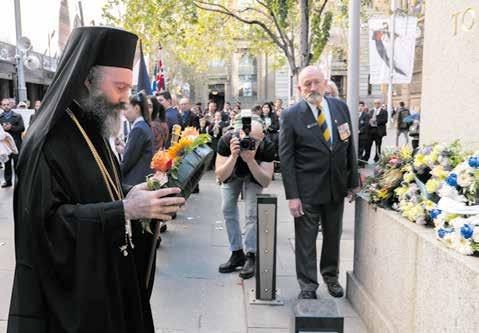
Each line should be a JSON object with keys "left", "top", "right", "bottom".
{"left": 394, "top": 185, "right": 408, "bottom": 197}
{"left": 401, "top": 165, "right": 413, "bottom": 173}
{"left": 414, "top": 154, "right": 426, "bottom": 168}
{"left": 377, "top": 188, "right": 390, "bottom": 199}
{"left": 404, "top": 172, "right": 415, "bottom": 183}
{"left": 431, "top": 165, "right": 448, "bottom": 180}
{"left": 167, "top": 137, "right": 194, "bottom": 159}
{"left": 422, "top": 200, "right": 435, "bottom": 210}
{"left": 425, "top": 179, "right": 441, "bottom": 193}
{"left": 400, "top": 146, "right": 413, "bottom": 160}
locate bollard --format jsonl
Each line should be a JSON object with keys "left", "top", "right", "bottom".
{"left": 249, "top": 194, "right": 283, "bottom": 305}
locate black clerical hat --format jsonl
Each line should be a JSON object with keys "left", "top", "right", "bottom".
{"left": 73, "top": 26, "right": 138, "bottom": 70}
{"left": 92, "top": 27, "right": 138, "bottom": 69}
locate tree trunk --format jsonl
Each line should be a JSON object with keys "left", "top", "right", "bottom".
{"left": 299, "top": 0, "right": 310, "bottom": 69}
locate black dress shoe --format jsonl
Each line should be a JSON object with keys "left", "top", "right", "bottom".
{"left": 325, "top": 280, "right": 344, "bottom": 298}
{"left": 219, "top": 250, "right": 246, "bottom": 273}
{"left": 159, "top": 223, "right": 167, "bottom": 233}
{"left": 298, "top": 290, "right": 317, "bottom": 299}
{"left": 239, "top": 252, "right": 255, "bottom": 279}
{"left": 1, "top": 182, "right": 12, "bottom": 188}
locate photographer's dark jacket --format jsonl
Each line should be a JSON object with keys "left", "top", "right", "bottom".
{"left": 279, "top": 97, "right": 359, "bottom": 205}
{"left": 217, "top": 132, "right": 275, "bottom": 187}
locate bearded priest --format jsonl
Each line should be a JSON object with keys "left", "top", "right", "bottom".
{"left": 7, "top": 27, "right": 185, "bottom": 333}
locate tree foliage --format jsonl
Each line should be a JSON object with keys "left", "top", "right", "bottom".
{"left": 103, "top": 0, "right": 338, "bottom": 82}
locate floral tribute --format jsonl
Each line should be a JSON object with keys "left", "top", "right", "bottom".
{"left": 362, "top": 142, "right": 479, "bottom": 256}
{"left": 141, "top": 127, "right": 211, "bottom": 233}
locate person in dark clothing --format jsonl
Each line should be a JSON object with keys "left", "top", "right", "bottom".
{"left": 121, "top": 91, "right": 154, "bottom": 186}
{"left": 179, "top": 97, "right": 200, "bottom": 129}
{"left": 7, "top": 27, "right": 185, "bottom": 333}
{"left": 396, "top": 101, "right": 411, "bottom": 146}
{"left": 157, "top": 91, "right": 182, "bottom": 147}
{"left": 149, "top": 95, "right": 169, "bottom": 152}
{"left": 260, "top": 102, "right": 280, "bottom": 160}
{"left": 365, "top": 99, "right": 388, "bottom": 162}
{"left": 279, "top": 66, "right": 359, "bottom": 300}
{"left": 216, "top": 116, "right": 275, "bottom": 280}
{"left": 208, "top": 111, "right": 228, "bottom": 170}
{"left": 357, "top": 101, "right": 370, "bottom": 167}
{"left": 0, "top": 97, "right": 25, "bottom": 187}
{"left": 28, "top": 100, "right": 42, "bottom": 126}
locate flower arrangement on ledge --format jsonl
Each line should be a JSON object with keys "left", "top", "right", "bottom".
{"left": 362, "top": 142, "right": 479, "bottom": 256}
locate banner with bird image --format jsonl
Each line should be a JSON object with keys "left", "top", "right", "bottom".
{"left": 369, "top": 16, "right": 418, "bottom": 84}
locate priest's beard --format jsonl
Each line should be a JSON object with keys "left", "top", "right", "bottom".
{"left": 80, "top": 90, "right": 125, "bottom": 138}
{"left": 306, "top": 92, "right": 323, "bottom": 105}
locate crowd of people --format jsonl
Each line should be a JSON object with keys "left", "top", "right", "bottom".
{"left": 0, "top": 25, "right": 424, "bottom": 333}
{"left": 357, "top": 98, "right": 420, "bottom": 167}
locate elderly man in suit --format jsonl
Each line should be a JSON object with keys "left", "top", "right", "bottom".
{"left": 279, "top": 66, "right": 359, "bottom": 300}
{"left": 365, "top": 99, "right": 388, "bottom": 162}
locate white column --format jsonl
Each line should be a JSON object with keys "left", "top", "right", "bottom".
{"left": 347, "top": 0, "right": 360, "bottom": 155}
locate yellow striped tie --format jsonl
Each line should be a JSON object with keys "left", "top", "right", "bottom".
{"left": 316, "top": 106, "right": 331, "bottom": 143}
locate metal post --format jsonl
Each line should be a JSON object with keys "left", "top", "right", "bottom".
{"left": 346, "top": 0, "right": 360, "bottom": 156}
{"left": 387, "top": 0, "right": 397, "bottom": 125}
{"left": 14, "top": 0, "right": 27, "bottom": 102}
{"left": 78, "top": 1, "right": 85, "bottom": 26}
{"left": 249, "top": 194, "right": 283, "bottom": 306}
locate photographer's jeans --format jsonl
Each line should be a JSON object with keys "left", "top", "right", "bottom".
{"left": 221, "top": 175, "right": 263, "bottom": 254}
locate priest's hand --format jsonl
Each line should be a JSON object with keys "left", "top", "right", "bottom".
{"left": 123, "top": 183, "right": 185, "bottom": 221}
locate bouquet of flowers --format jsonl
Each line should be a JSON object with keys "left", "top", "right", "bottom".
{"left": 412, "top": 141, "right": 464, "bottom": 197}
{"left": 431, "top": 152, "right": 479, "bottom": 255}
{"left": 141, "top": 127, "right": 213, "bottom": 233}
{"left": 363, "top": 146, "right": 413, "bottom": 206}
{"left": 393, "top": 142, "right": 466, "bottom": 225}
{"left": 432, "top": 214, "right": 479, "bottom": 255}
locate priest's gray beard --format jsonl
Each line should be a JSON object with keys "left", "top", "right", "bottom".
{"left": 80, "top": 90, "right": 125, "bottom": 138}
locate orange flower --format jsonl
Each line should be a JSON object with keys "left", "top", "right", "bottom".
{"left": 151, "top": 150, "right": 173, "bottom": 172}
{"left": 167, "top": 137, "right": 193, "bottom": 159}
{"left": 182, "top": 127, "right": 199, "bottom": 139}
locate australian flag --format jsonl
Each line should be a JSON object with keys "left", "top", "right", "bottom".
{"left": 151, "top": 47, "right": 165, "bottom": 93}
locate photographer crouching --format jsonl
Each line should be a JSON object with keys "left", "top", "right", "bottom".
{"left": 215, "top": 111, "right": 275, "bottom": 279}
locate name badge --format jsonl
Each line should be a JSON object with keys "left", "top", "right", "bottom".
{"left": 338, "top": 122, "right": 351, "bottom": 141}
{"left": 307, "top": 122, "right": 318, "bottom": 129}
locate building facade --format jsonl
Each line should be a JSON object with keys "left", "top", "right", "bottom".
{"left": 0, "top": 41, "right": 56, "bottom": 103}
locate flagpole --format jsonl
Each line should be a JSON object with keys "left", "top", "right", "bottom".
{"left": 347, "top": 0, "right": 360, "bottom": 156}
{"left": 387, "top": 0, "right": 397, "bottom": 126}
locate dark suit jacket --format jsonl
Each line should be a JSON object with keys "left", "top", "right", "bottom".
{"left": 0, "top": 111, "right": 25, "bottom": 149}
{"left": 358, "top": 112, "right": 370, "bottom": 139}
{"left": 279, "top": 97, "right": 359, "bottom": 206}
{"left": 221, "top": 110, "right": 230, "bottom": 123}
{"left": 182, "top": 110, "right": 200, "bottom": 129}
{"left": 121, "top": 120, "right": 155, "bottom": 186}
{"left": 369, "top": 108, "right": 388, "bottom": 137}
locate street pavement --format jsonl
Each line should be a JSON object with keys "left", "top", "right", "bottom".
{"left": 0, "top": 126, "right": 403, "bottom": 332}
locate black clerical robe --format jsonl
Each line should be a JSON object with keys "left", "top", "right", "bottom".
{"left": 8, "top": 103, "right": 154, "bottom": 333}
